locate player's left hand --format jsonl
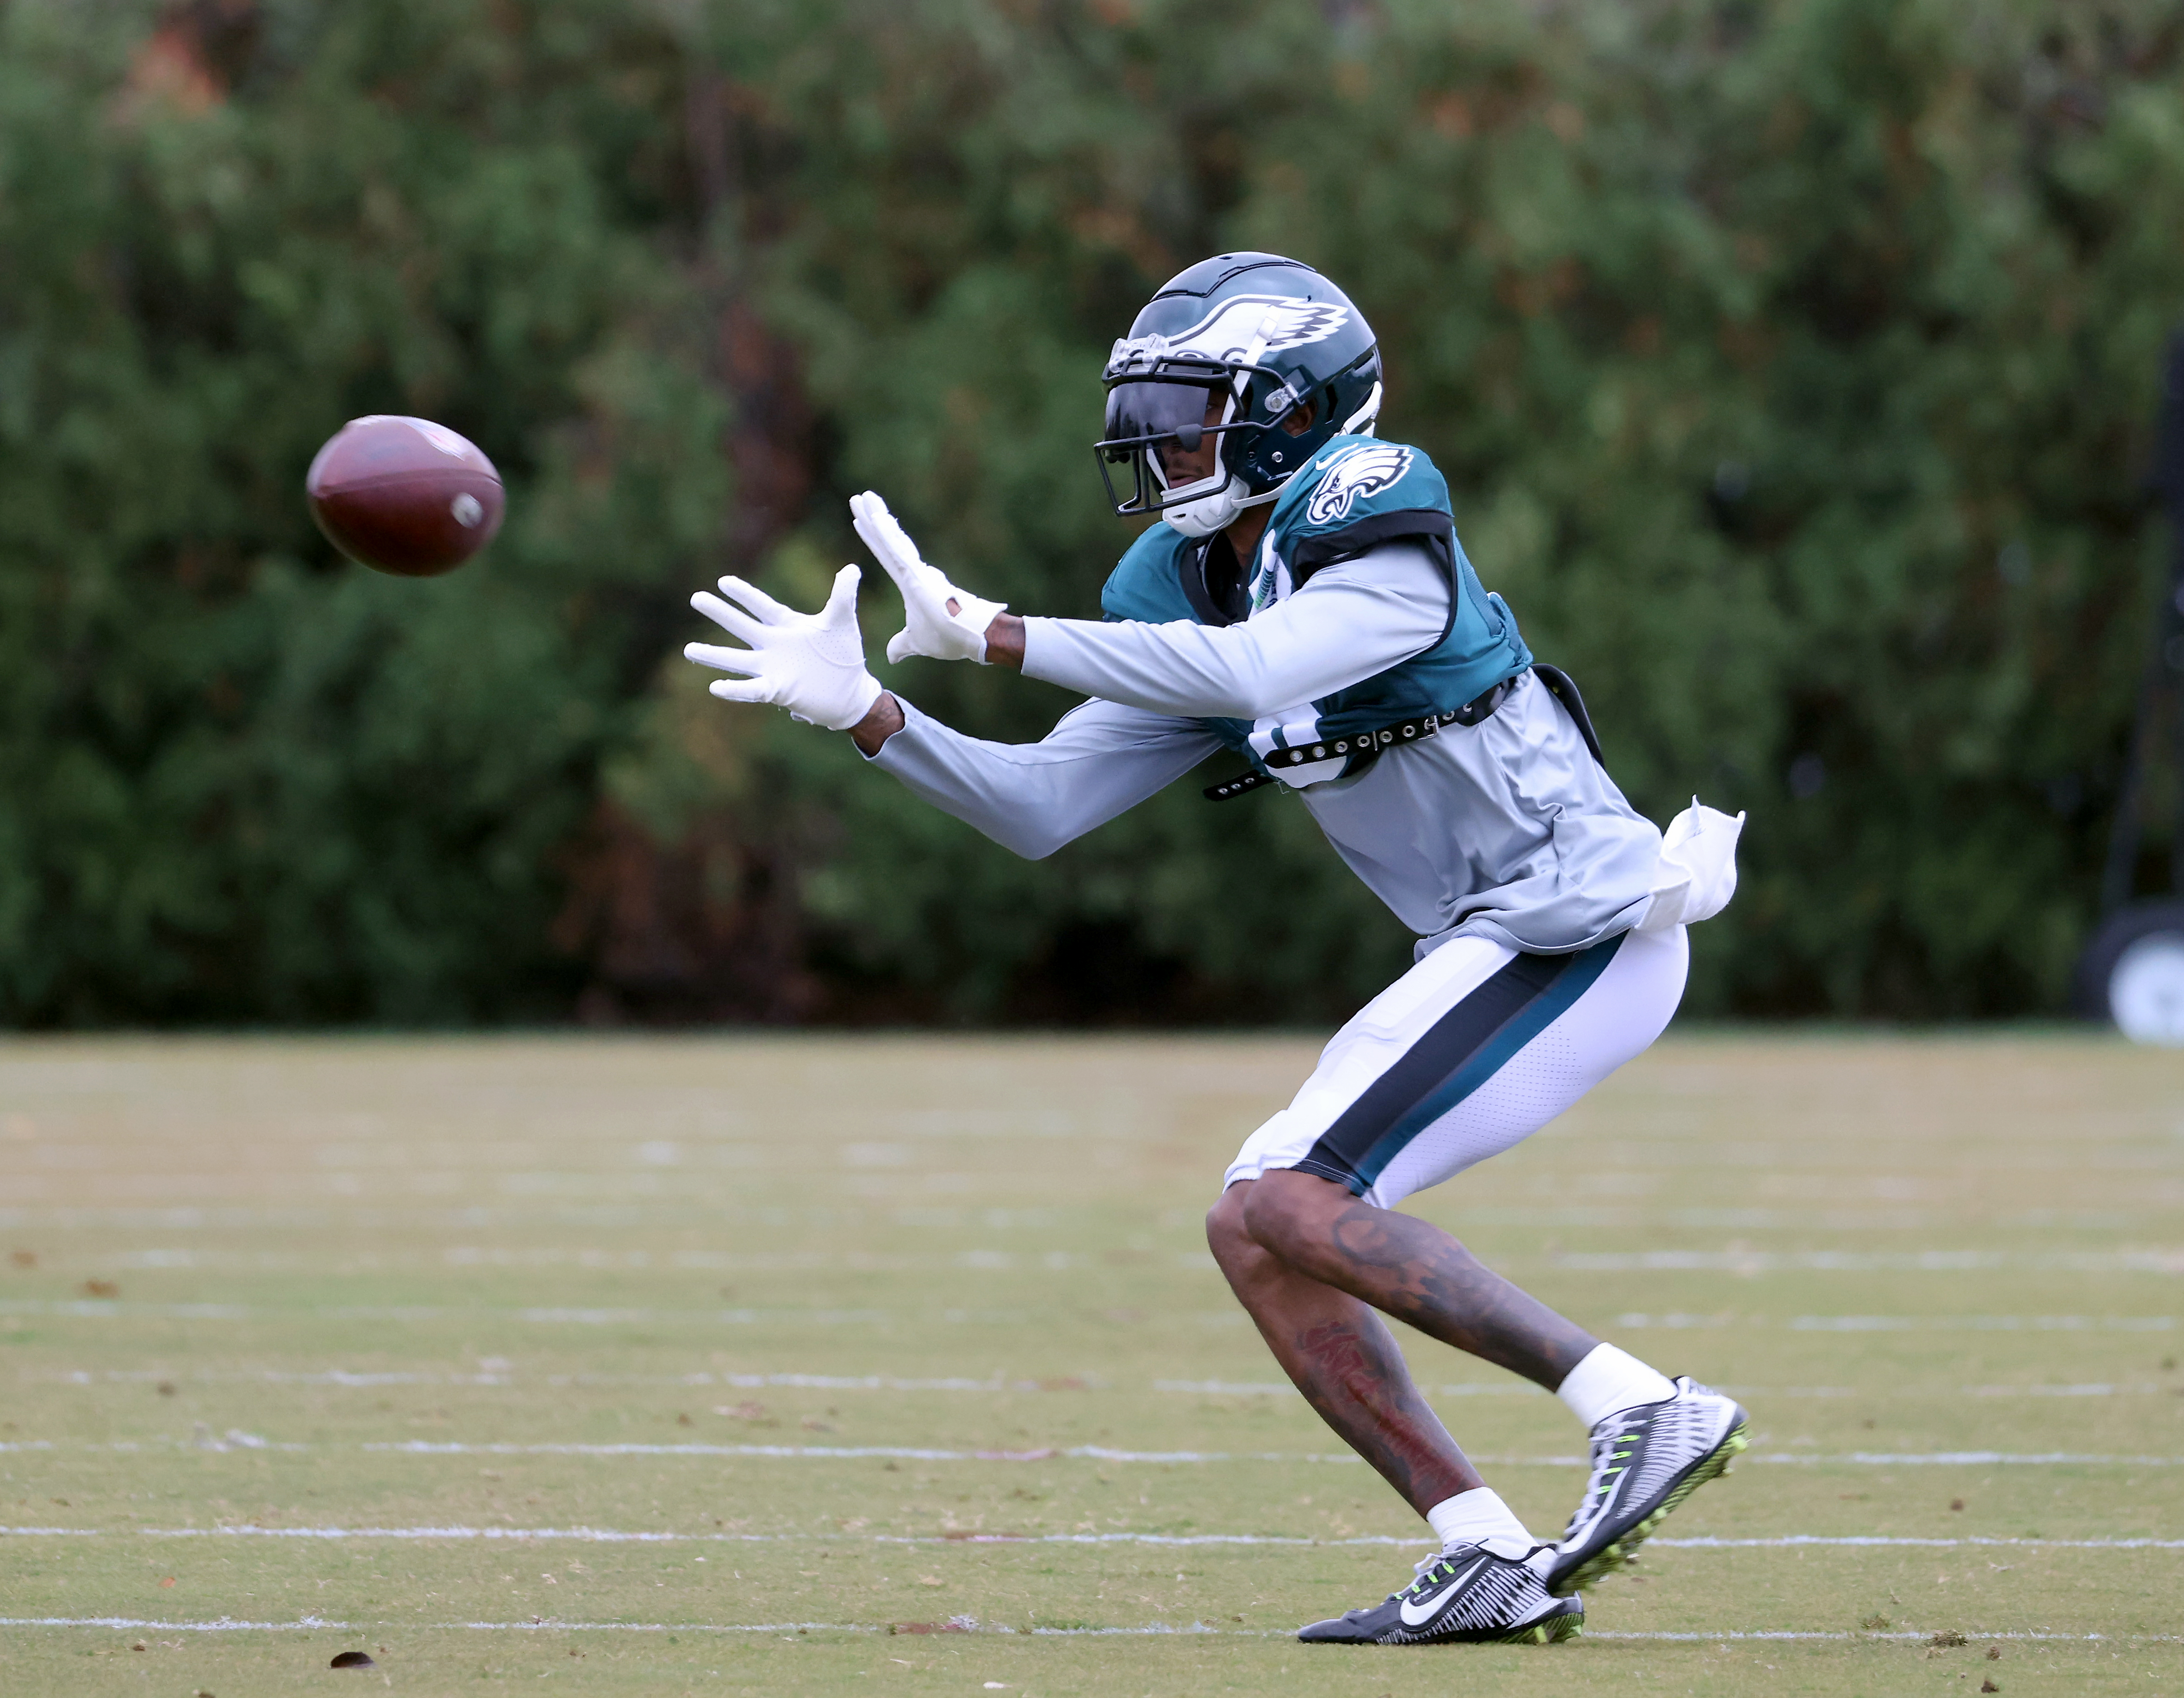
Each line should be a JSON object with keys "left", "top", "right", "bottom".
{"left": 850, "top": 490, "right": 1006, "bottom": 665}
{"left": 683, "top": 564, "right": 884, "bottom": 731}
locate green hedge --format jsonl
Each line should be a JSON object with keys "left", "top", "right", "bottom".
{"left": 3, "top": 0, "right": 2181, "bottom": 1025}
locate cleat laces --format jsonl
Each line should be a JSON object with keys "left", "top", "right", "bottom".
{"left": 1398, "top": 1550, "right": 1457, "bottom": 1599}
{"left": 1562, "top": 1411, "right": 1647, "bottom": 1542}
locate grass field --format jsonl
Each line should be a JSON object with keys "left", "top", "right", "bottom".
{"left": 1, "top": 1031, "right": 2180, "bottom": 1696}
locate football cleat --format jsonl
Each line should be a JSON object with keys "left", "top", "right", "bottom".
{"left": 1546, "top": 1375, "right": 1749, "bottom": 1596}
{"left": 1297, "top": 1542, "right": 1583, "bottom": 1646}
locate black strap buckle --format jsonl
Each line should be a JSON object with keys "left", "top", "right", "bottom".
{"left": 1202, "top": 770, "right": 1278, "bottom": 801}
{"left": 1201, "top": 673, "right": 1522, "bottom": 801}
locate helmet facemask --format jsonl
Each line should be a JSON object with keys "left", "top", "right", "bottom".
{"left": 1096, "top": 355, "right": 1268, "bottom": 536}
{"left": 1097, "top": 353, "right": 1384, "bottom": 538}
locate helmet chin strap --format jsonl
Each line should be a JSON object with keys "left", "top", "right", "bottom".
{"left": 1162, "top": 476, "right": 1277, "bottom": 538}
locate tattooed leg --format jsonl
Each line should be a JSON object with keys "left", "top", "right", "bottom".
{"left": 1242, "top": 1167, "right": 1597, "bottom": 1390}
{"left": 1207, "top": 1180, "right": 1479, "bottom": 1512}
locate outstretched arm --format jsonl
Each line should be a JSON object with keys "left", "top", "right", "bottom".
{"left": 861, "top": 694, "right": 1223, "bottom": 861}
{"left": 1010, "top": 542, "right": 1451, "bottom": 718}
{"left": 850, "top": 492, "right": 1451, "bottom": 719}
{"left": 680, "top": 562, "right": 1216, "bottom": 860}
{"left": 851, "top": 491, "right": 1448, "bottom": 719}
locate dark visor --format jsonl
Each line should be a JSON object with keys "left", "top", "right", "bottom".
{"left": 1102, "top": 378, "right": 1224, "bottom": 452}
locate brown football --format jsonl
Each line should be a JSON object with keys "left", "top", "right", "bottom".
{"left": 306, "top": 415, "right": 505, "bottom": 577}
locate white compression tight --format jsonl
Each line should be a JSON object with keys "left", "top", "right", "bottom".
{"left": 1223, "top": 925, "right": 1688, "bottom": 1209}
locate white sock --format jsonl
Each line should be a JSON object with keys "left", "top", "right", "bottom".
{"left": 1424, "top": 1486, "right": 1534, "bottom": 1558}
{"left": 1556, "top": 1342, "right": 1678, "bottom": 1430}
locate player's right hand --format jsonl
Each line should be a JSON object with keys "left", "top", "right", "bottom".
{"left": 684, "top": 564, "right": 884, "bottom": 732}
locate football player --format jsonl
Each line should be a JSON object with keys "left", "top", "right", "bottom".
{"left": 685, "top": 252, "right": 1747, "bottom": 1646}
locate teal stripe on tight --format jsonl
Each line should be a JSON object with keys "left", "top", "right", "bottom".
{"left": 1350, "top": 931, "right": 1628, "bottom": 1192}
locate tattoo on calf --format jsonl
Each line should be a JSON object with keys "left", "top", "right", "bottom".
{"left": 1324, "top": 1202, "right": 1595, "bottom": 1387}
{"left": 1291, "top": 1316, "right": 1472, "bottom": 1507}
{"left": 1297, "top": 1317, "right": 1376, "bottom": 1390}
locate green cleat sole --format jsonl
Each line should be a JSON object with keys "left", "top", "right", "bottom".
{"left": 1554, "top": 1419, "right": 1749, "bottom": 1595}
{"left": 1515, "top": 1611, "right": 1585, "bottom": 1645}
{"left": 1474, "top": 1605, "right": 1585, "bottom": 1646}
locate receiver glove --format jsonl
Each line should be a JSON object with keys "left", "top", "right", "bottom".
{"left": 850, "top": 490, "right": 1006, "bottom": 665}
{"left": 1637, "top": 799, "right": 1745, "bottom": 932}
{"left": 684, "top": 564, "right": 883, "bottom": 731}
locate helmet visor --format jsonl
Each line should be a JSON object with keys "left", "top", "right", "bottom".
{"left": 1103, "top": 378, "right": 1223, "bottom": 450}
{"left": 1101, "top": 379, "right": 1236, "bottom": 496}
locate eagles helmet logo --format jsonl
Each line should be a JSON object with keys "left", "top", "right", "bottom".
{"left": 1304, "top": 444, "right": 1414, "bottom": 525}
{"left": 1109, "top": 295, "right": 1351, "bottom": 373}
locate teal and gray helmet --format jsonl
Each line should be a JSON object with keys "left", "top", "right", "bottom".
{"left": 1096, "top": 253, "right": 1383, "bottom": 537}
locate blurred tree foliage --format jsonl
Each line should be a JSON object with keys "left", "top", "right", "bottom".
{"left": 2, "top": 0, "right": 2181, "bottom": 1026}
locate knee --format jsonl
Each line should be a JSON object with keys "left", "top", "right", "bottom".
{"left": 1206, "top": 1183, "right": 1271, "bottom": 1284}
{"left": 1241, "top": 1167, "right": 1347, "bottom": 1267}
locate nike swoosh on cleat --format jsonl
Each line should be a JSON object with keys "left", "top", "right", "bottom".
{"left": 1396, "top": 1556, "right": 1487, "bottom": 1627}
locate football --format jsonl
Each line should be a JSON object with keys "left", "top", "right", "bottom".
{"left": 305, "top": 415, "right": 505, "bottom": 577}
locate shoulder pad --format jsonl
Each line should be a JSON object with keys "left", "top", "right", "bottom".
{"left": 1275, "top": 435, "right": 1449, "bottom": 541}
{"left": 1099, "top": 523, "right": 1198, "bottom": 624}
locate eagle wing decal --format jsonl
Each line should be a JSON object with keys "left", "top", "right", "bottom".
{"left": 1303, "top": 444, "right": 1415, "bottom": 525}
{"left": 1108, "top": 294, "right": 1348, "bottom": 366}
{"left": 1237, "top": 299, "right": 1349, "bottom": 355}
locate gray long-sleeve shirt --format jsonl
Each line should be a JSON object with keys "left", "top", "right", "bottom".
{"left": 868, "top": 541, "right": 1662, "bottom": 956}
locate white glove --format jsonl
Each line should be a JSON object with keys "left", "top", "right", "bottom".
{"left": 683, "top": 564, "right": 884, "bottom": 731}
{"left": 849, "top": 490, "right": 1006, "bottom": 665}
{"left": 1637, "top": 798, "right": 1746, "bottom": 932}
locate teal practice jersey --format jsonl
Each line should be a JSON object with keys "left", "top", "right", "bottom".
{"left": 1098, "top": 435, "right": 1531, "bottom": 768}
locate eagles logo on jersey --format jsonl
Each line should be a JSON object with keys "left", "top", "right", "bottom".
{"left": 1304, "top": 445, "right": 1416, "bottom": 526}
{"left": 1095, "top": 254, "right": 1384, "bottom": 538}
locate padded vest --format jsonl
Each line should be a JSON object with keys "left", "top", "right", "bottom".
{"left": 1098, "top": 435, "right": 1532, "bottom": 767}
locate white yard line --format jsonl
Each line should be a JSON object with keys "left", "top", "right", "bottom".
{"left": 1650, "top": 1534, "right": 2184, "bottom": 1549}
{"left": 0, "top": 1300, "right": 889, "bottom": 1325}
{"left": 0, "top": 1615, "right": 344, "bottom": 1630}
{"left": 345, "top": 1441, "right": 2184, "bottom": 1466}
{"left": 1155, "top": 1379, "right": 1549, "bottom": 1397}
{"left": 1749, "top": 1451, "right": 2184, "bottom": 1466}
{"left": 1586, "top": 1630, "right": 2184, "bottom": 1644}
{"left": 36, "top": 1366, "right": 2165, "bottom": 1397}
{"left": 438, "top": 1620, "right": 885, "bottom": 1633}
{"left": 1964, "top": 1383, "right": 2172, "bottom": 1397}
{"left": 4, "top": 1614, "right": 2179, "bottom": 1644}
{"left": 1564, "top": 1251, "right": 2184, "bottom": 1273}
{"left": 361, "top": 1441, "right": 1367, "bottom": 1462}
{"left": 1156, "top": 1379, "right": 1866, "bottom": 1398}
{"left": 1787, "top": 1315, "right": 2176, "bottom": 1331}
{"left": 9, "top": 1297, "right": 2173, "bottom": 1331}
{"left": 30, "top": 1368, "right": 1075, "bottom": 1391}
{"left": 6, "top": 1525, "right": 2178, "bottom": 1550}
{"left": 12, "top": 1435, "right": 2184, "bottom": 1465}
